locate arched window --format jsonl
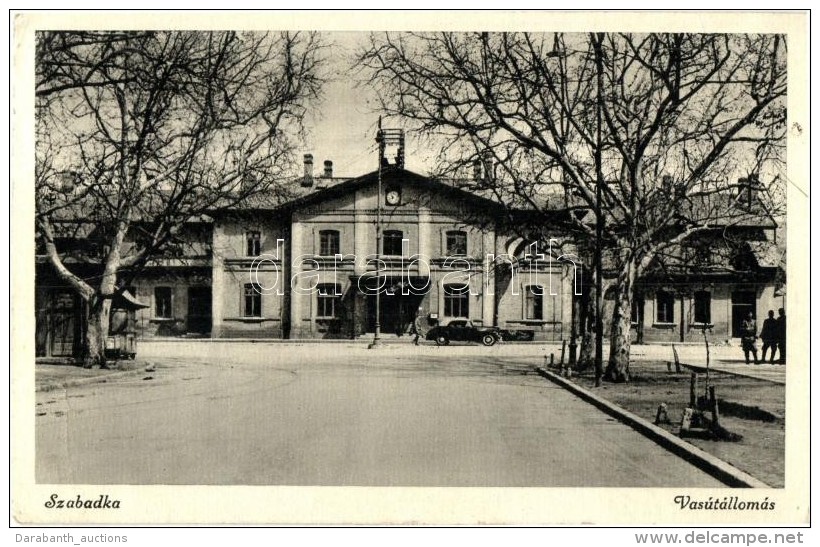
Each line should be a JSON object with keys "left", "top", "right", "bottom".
{"left": 525, "top": 285, "right": 544, "bottom": 320}
{"left": 319, "top": 230, "right": 340, "bottom": 256}
{"left": 383, "top": 230, "right": 404, "bottom": 256}
{"left": 443, "top": 283, "right": 469, "bottom": 318}
{"left": 445, "top": 230, "right": 467, "bottom": 256}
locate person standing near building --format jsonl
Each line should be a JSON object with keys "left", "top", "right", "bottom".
{"left": 776, "top": 307, "right": 786, "bottom": 364}
{"left": 759, "top": 310, "right": 778, "bottom": 364}
{"left": 740, "top": 311, "right": 759, "bottom": 365}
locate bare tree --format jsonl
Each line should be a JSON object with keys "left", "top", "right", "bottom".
{"left": 358, "top": 31, "right": 785, "bottom": 382}
{"left": 36, "top": 30, "right": 325, "bottom": 366}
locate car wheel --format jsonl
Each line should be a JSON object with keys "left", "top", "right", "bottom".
{"left": 481, "top": 333, "right": 497, "bottom": 347}
{"left": 435, "top": 335, "right": 449, "bottom": 346}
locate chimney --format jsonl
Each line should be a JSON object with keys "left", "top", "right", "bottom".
{"left": 472, "top": 159, "right": 482, "bottom": 181}
{"left": 301, "top": 153, "right": 313, "bottom": 188}
{"left": 743, "top": 173, "right": 759, "bottom": 207}
{"left": 323, "top": 160, "right": 333, "bottom": 178}
{"left": 395, "top": 140, "right": 405, "bottom": 169}
{"left": 748, "top": 173, "right": 760, "bottom": 187}
{"left": 59, "top": 172, "right": 76, "bottom": 193}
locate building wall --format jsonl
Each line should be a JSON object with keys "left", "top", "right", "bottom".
{"left": 212, "top": 215, "right": 289, "bottom": 338}
{"left": 494, "top": 262, "right": 572, "bottom": 341}
{"left": 47, "top": 172, "right": 774, "bottom": 345}
{"left": 206, "top": 178, "right": 596, "bottom": 341}
{"left": 282, "top": 179, "right": 500, "bottom": 339}
{"left": 628, "top": 281, "right": 781, "bottom": 344}
{"left": 128, "top": 270, "right": 211, "bottom": 337}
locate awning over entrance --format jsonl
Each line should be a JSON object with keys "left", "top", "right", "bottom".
{"left": 112, "top": 290, "right": 150, "bottom": 310}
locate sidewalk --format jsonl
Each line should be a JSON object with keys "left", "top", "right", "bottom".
{"left": 141, "top": 336, "right": 746, "bottom": 362}
{"left": 35, "top": 360, "right": 149, "bottom": 392}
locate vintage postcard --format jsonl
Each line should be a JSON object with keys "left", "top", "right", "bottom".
{"left": 11, "top": 10, "right": 809, "bottom": 525}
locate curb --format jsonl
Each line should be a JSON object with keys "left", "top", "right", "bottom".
{"left": 36, "top": 368, "right": 147, "bottom": 393}
{"left": 535, "top": 367, "right": 771, "bottom": 488}
{"left": 141, "top": 337, "right": 562, "bottom": 346}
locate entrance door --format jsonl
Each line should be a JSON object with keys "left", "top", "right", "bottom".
{"left": 187, "top": 287, "right": 212, "bottom": 335}
{"left": 731, "top": 290, "right": 756, "bottom": 338}
{"left": 50, "top": 290, "right": 79, "bottom": 357}
{"left": 366, "top": 292, "right": 424, "bottom": 335}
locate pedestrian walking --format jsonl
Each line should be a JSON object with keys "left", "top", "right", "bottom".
{"left": 740, "top": 311, "right": 759, "bottom": 365}
{"left": 411, "top": 308, "right": 426, "bottom": 346}
{"left": 759, "top": 310, "right": 778, "bottom": 364}
{"left": 776, "top": 307, "right": 786, "bottom": 364}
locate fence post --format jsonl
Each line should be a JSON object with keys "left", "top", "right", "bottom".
{"left": 690, "top": 372, "right": 698, "bottom": 408}
{"left": 709, "top": 385, "right": 719, "bottom": 427}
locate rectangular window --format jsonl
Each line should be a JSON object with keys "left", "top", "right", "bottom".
{"left": 243, "top": 283, "right": 262, "bottom": 317}
{"left": 246, "top": 231, "right": 261, "bottom": 257}
{"left": 631, "top": 299, "right": 642, "bottom": 324}
{"left": 319, "top": 230, "right": 340, "bottom": 256}
{"left": 446, "top": 231, "right": 467, "bottom": 256}
{"left": 656, "top": 290, "right": 675, "bottom": 323}
{"left": 154, "top": 287, "right": 173, "bottom": 318}
{"left": 444, "top": 283, "right": 469, "bottom": 318}
{"left": 694, "top": 290, "right": 711, "bottom": 324}
{"left": 525, "top": 285, "right": 544, "bottom": 320}
{"left": 317, "top": 283, "right": 342, "bottom": 318}
{"left": 383, "top": 230, "right": 404, "bottom": 256}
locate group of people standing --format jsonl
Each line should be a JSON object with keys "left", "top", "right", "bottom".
{"left": 741, "top": 308, "right": 786, "bottom": 365}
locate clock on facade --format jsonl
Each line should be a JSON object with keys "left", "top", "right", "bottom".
{"left": 385, "top": 187, "right": 401, "bottom": 206}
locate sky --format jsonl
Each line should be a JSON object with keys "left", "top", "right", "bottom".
{"left": 300, "top": 32, "right": 437, "bottom": 179}
{"left": 298, "top": 31, "right": 788, "bottom": 194}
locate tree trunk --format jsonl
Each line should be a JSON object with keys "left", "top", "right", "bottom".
{"left": 605, "top": 260, "right": 636, "bottom": 382}
{"left": 83, "top": 295, "right": 111, "bottom": 368}
{"left": 81, "top": 242, "right": 122, "bottom": 368}
{"left": 577, "top": 276, "right": 596, "bottom": 370}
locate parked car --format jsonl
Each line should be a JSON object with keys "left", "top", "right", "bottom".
{"left": 497, "top": 329, "right": 535, "bottom": 342}
{"left": 426, "top": 319, "right": 501, "bottom": 346}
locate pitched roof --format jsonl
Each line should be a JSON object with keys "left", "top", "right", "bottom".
{"left": 748, "top": 240, "right": 784, "bottom": 269}
{"left": 244, "top": 168, "right": 507, "bottom": 214}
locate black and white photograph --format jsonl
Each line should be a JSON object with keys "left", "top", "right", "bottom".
{"left": 11, "top": 10, "right": 809, "bottom": 526}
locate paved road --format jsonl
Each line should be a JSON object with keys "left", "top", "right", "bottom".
{"left": 36, "top": 344, "right": 724, "bottom": 486}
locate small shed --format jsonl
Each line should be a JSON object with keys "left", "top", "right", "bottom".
{"left": 106, "top": 290, "right": 150, "bottom": 360}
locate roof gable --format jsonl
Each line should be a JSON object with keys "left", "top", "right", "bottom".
{"left": 270, "top": 168, "right": 506, "bottom": 214}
